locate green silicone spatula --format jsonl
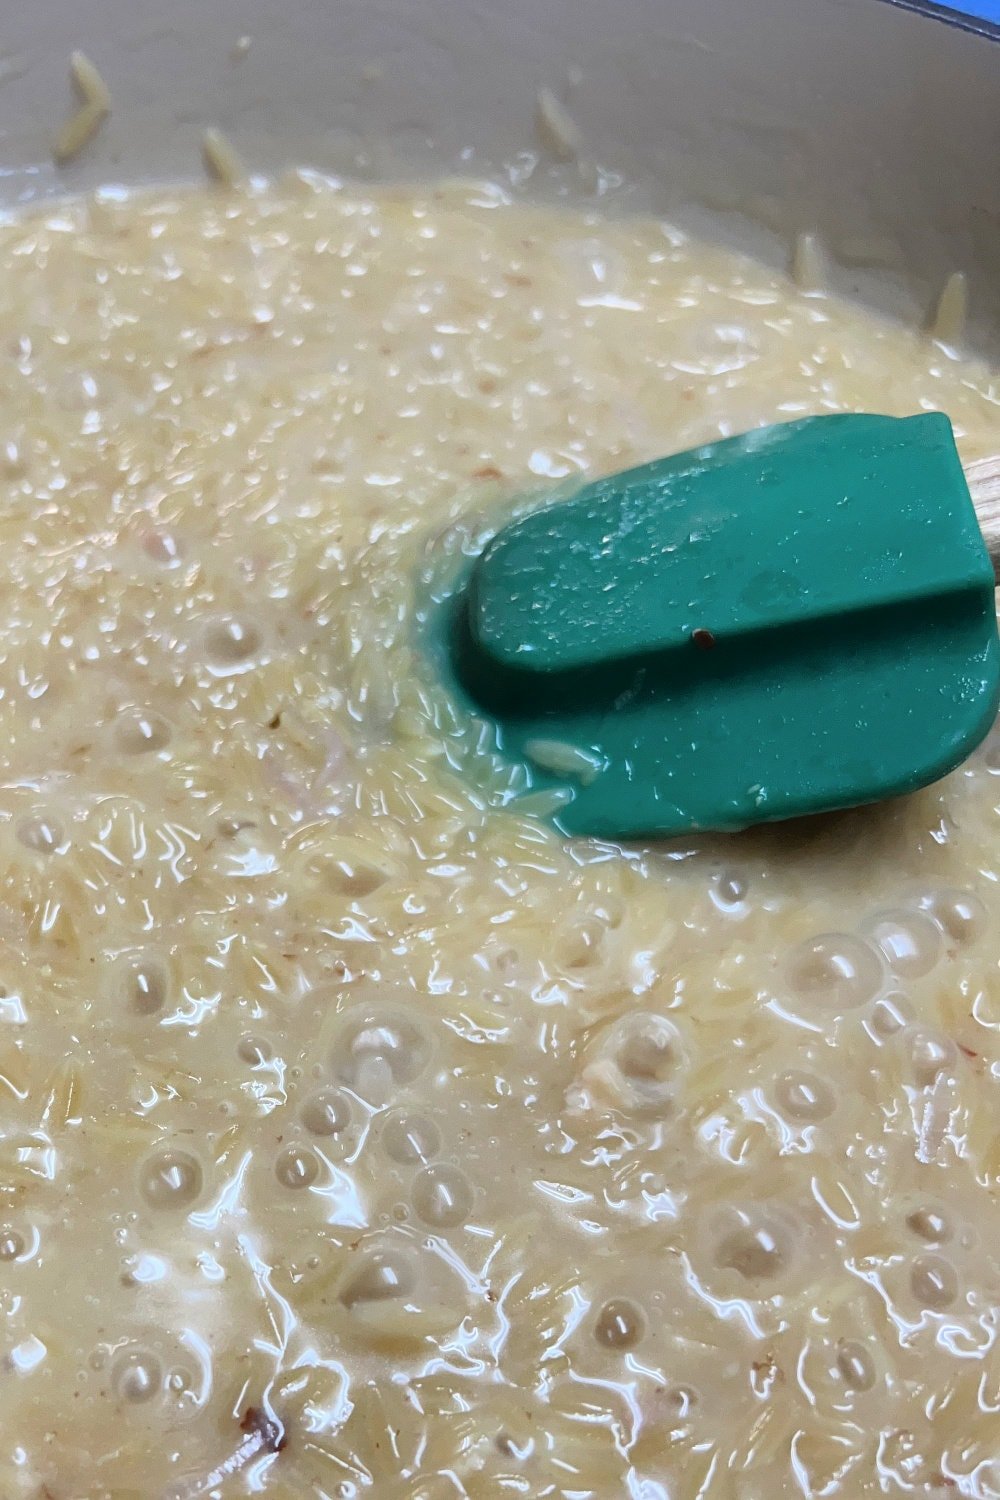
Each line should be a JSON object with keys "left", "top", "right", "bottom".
{"left": 424, "top": 412, "right": 1000, "bottom": 840}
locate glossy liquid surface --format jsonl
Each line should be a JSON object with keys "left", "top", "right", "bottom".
{"left": 1, "top": 177, "right": 1000, "bottom": 1498}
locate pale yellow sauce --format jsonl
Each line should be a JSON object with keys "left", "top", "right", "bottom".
{"left": 0, "top": 176, "right": 999, "bottom": 1499}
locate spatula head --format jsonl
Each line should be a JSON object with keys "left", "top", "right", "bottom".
{"left": 427, "top": 413, "right": 1000, "bottom": 839}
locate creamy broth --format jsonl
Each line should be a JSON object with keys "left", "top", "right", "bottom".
{"left": 0, "top": 176, "right": 999, "bottom": 1499}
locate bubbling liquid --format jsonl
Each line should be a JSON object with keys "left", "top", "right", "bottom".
{"left": 119, "top": 952, "right": 171, "bottom": 1015}
{"left": 910, "top": 1254, "right": 959, "bottom": 1310}
{"left": 0, "top": 1229, "right": 24, "bottom": 1262}
{"left": 301, "top": 1086, "right": 353, "bottom": 1138}
{"left": 331, "top": 1006, "right": 432, "bottom": 1103}
{"left": 339, "top": 1247, "right": 417, "bottom": 1308}
{"left": 785, "top": 932, "right": 883, "bottom": 1012}
{"left": 274, "top": 1145, "right": 320, "bottom": 1190}
{"left": 114, "top": 708, "right": 173, "bottom": 756}
{"left": 411, "top": 1163, "right": 474, "bottom": 1228}
{"left": 16, "top": 813, "right": 64, "bottom": 855}
{"left": 593, "top": 1297, "right": 646, "bottom": 1350}
{"left": 1, "top": 175, "right": 999, "bottom": 1498}
{"left": 922, "top": 887, "right": 987, "bottom": 946}
{"left": 382, "top": 1110, "right": 441, "bottom": 1164}
{"left": 906, "top": 1204, "right": 954, "bottom": 1244}
{"left": 202, "top": 614, "right": 263, "bottom": 668}
{"left": 709, "top": 1203, "right": 803, "bottom": 1284}
{"left": 112, "top": 1348, "right": 163, "bottom": 1405}
{"left": 139, "top": 1150, "right": 204, "bottom": 1211}
{"left": 835, "top": 1340, "right": 876, "bottom": 1393}
{"left": 862, "top": 908, "right": 943, "bottom": 978}
{"left": 773, "top": 1069, "right": 836, "bottom": 1122}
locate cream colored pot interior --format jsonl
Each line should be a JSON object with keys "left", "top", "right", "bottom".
{"left": 3, "top": 0, "right": 1000, "bottom": 346}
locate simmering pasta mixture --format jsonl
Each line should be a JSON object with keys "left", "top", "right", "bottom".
{"left": 2, "top": 174, "right": 1000, "bottom": 1499}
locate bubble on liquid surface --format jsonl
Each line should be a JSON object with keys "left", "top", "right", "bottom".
{"left": 665, "top": 1385, "right": 698, "bottom": 1417}
{"left": 905, "top": 1203, "right": 953, "bottom": 1245}
{"left": 773, "top": 1069, "right": 835, "bottom": 1122}
{"left": 331, "top": 1006, "right": 431, "bottom": 1102}
{"left": 120, "top": 952, "right": 170, "bottom": 1015}
{"left": 301, "top": 1087, "right": 352, "bottom": 1137}
{"left": 710, "top": 1203, "right": 801, "bottom": 1284}
{"left": 275, "top": 1145, "right": 320, "bottom": 1190}
{"left": 382, "top": 1110, "right": 441, "bottom": 1164}
{"left": 339, "top": 1247, "right": 416, "bottom": 1307}
{"left": 594, "top": 1297, "right": 645, "bottom": 1349}
{"left": 907, "top": 1028, "right": 957, "bottom": 1085}
{"left": 203, "top": 614, "right": 263, "bottom": 667}
{"left": 114, "top": 709, "right": 172, "bottom": 755}
{"left": 16, "top": 813, "right": 65, "bottom": 855}
{"left": 139, "top": 1149, "right": 203, "bottom": 1210}
{"left": 616, "top": 1014, "right": 680, "bottom": 1081}
{"left": 785, "top": 933, "right": 882, "bottom": 1011}
{"left": 592, "top": 1011, "right": 686, "bottom": 1115}
{"left": 412, "top": 1163, "right": 473, "bottom": 1228}
{"left": 712, "top": 869, "right": 747, "bottom": 910}
{"left": 0, "top": 1227, "right": 24, "bottom": 1261}
{"left": 321, "top": 855, "right": 391, "bottom": 899}
{"left": 867, "top": 992, "right": 913, "bottom": 1040}
{"left": 910, "top": 1254, "right": 959, "bottom": 1309}
{"left": 142, "top": 528, "right": 184, "bottom": 566}
{"left": 113, "top": 1346, "right": 163, "bottom": 1403}
{"left": 862, "top": 909, "right": 942, "bottom": 979}
{"left": 237, "top": 1034, "right": 273, "bottom": 1067}
{"left": 557, "top": 918, "right": 605, "bottom": 971}
{"left": 835, "top": 1339, "right": 875, "bottom": 1391}
{"left": 921, "top": 888, "right": 987, "bottom": 947}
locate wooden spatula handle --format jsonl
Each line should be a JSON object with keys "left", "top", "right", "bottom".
{"left": 966, "top": 456, "right": 1000, "bottom": 577}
